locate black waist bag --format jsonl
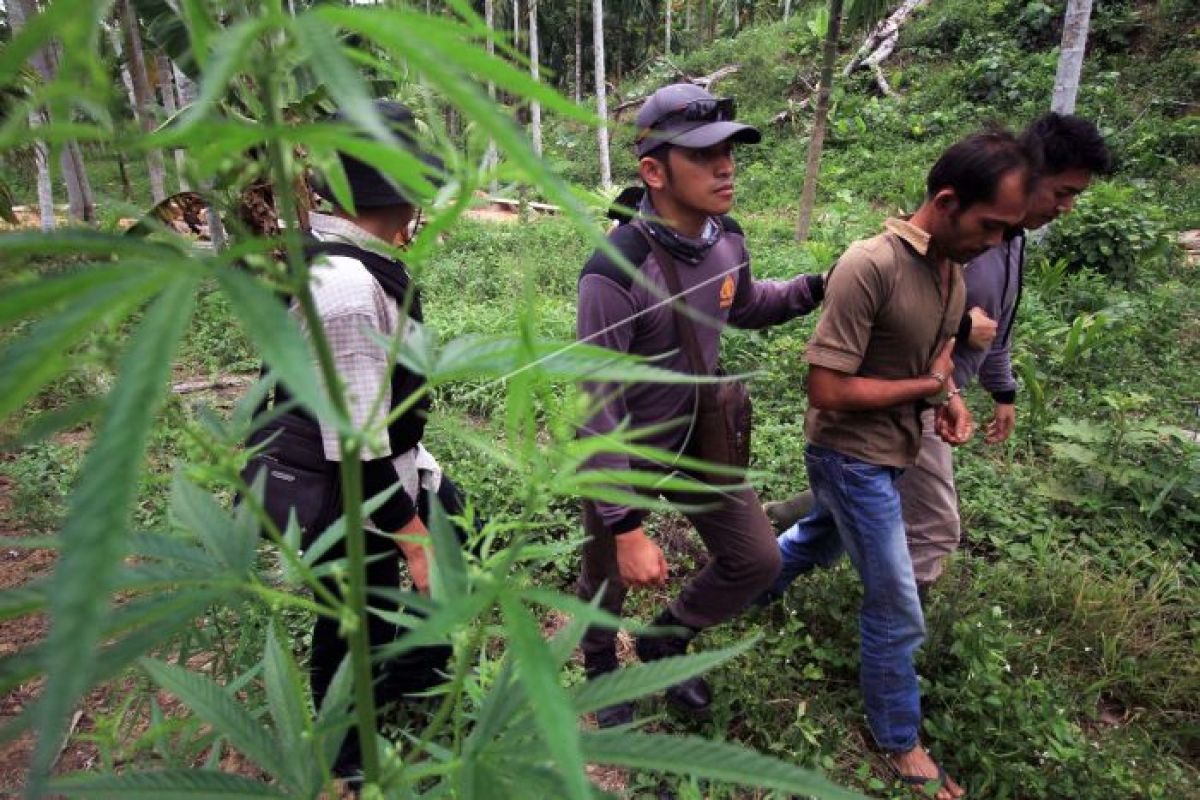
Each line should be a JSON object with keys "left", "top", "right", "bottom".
{"left": 240, "top": 413, "right": 341, "bottom": 541}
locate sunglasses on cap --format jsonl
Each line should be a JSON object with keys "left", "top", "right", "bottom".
{"left": 637, "top": 97, "right": 737, "bottom": 142}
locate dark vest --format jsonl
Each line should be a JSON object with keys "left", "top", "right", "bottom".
{"left": 273, "top": 240, "right": 430, "bottom": 455}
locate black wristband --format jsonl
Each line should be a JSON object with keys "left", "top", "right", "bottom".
{"left": 806, "top": 273, "right": 826, "bottom": 304}
{"left": 957, "top": 313, "right": 973, "bottom": 341}
{"left": 611, "top": 510, "right": 646, "bottom": 536}
{"left": 991, "top": 390, "right": 1016, "bottom": 404}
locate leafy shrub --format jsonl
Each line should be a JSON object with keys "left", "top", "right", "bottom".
{"left": 1041, "top": 393, "right": 1200, "bottom": 535}
{"left": 960, "top": 37, "right": 1056, "bottom": 105}
{"left": 1041, "top": 182, "right": 1174, "bottom": 288}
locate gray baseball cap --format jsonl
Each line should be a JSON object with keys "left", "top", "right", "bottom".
{"left": 634, "top": 83, "right": 761, "bottom": 157}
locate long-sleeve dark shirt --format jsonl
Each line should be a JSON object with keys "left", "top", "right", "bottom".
{"left": 953, "top": 232, "right": 1023, "bottom": 403}
{"left": 576, "top": 215, "right": 823, "bottom": 534}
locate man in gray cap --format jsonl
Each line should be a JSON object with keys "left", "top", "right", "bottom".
{"left": 574, "top": 83, "right": 827, "bottom": 726}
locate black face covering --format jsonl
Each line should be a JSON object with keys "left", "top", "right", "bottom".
{"left": 638, "top": 192, "right": 722, "bottom": 266}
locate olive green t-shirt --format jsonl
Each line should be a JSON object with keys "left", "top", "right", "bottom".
{"left": 804, "top": 218, "right": 966, "bottom": 467}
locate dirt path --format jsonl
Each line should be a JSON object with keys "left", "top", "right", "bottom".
{"left": 0, "top": 475, "right": 102, "bottom": 794}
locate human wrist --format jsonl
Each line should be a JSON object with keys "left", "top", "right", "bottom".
{"left": 398, "top": 534, "right": 428, "bottom": 559}
{"left": 615, "top": 527, "right": 647, "bottom": 548}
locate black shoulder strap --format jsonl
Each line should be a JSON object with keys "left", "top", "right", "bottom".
{"left": 302, "top": 240, "right": 416, "bottom": 309}
{"left": 632, "top": 221, "right": 707, "bottom": 378}
{"left": 257, "top": 240, "right": 420, "bottom": 419}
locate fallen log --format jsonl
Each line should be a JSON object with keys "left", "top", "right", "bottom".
{"left": 171, "top": 375, "right": 256, "bottom": 395}
{"left": 610, "top": 65, "right": 741, "bottom": 119}
{"left": 770, "top": 96, "right": 813, "bottom": 127}
{"left": 843, "top": 0, "right": 928, "bottom": 95}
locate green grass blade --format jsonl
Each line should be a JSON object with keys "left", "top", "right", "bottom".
{"left": 0, "top": 581, "right": 47, "bottom": 621}
{"left": 0, "top": 1, "right": 86, "bottom": 86}
{"left": 572, "top": 639, "right": 756, "bottom": 715}
{"left": 0, "top": 397, "right": 102, "bottom": 452}
{"left": 579, "top": 730, "right": 866, "bottom": 799}
{"left": 215, "top": 267, "right": 341, "bottom": 426}
{"left": 426, "top": 493, "right": 468, "bottom": 600}
{"left": 127, "top": 532, "right": 223, "bottom": 571}
{"left": 314, "top": 656, "right": 353, "bottom": 772}
{"left": 0, "top": 264, "right": 161, "bottom": 327}
{"left": 0, "top": 230, "right": 188, "bottom": 261}
{"left": 499, "top": 595, "right": 590, "bottom": 800}
{"left": 27, "top": 276, "right": 199, "bottom": 798}
{"left": 291, "top": 15, "right": 394, "bottom": 144}
{"left": 0, "top": 271, "right": 173, "bottom": 422}
{"left": 169, "top": 472, "right": 252, "bottom": 574}
{"left": 140, "top": 658, "right": 287, "bottom": 785}
{"left": 263, "top": 624, "right": 319, "bottom": 795}
{"left": 176, "top": 16, "right": 274, "bottom": 132}
{"left": 47, "top": 768, "right": 288, "bottom": 798}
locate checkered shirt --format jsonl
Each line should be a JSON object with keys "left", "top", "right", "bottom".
{"left": 299, "top": 213, "right": 440, "bottom": 501}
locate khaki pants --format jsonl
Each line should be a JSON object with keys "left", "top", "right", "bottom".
{"left": 577, "top": 481, "right": 781, "bottom": 658}
{"left": 896, "top": 409, "right": 961, "bottom": 585}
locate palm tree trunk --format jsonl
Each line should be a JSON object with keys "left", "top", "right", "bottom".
{"left": 665, "top": 0, "right": 672, "bottom": 55}
{"left": 575, "top": 0, "right": 583, "bottom": 104}
{"left": 593, "top": 0, "right": 611, "bottom": 190}
{"left": 528, "top": 0, "right": 542, "bottom": 157}
{"left": 172, "top": 63, "right": 226, "bottom": 249}
{"left": 11, "top": 0, "right": 95, "bottom": 223}
{"left": 156, "top": 52, "right": 190, "bottom": 191}
{"left": 118, "top": 0, "right": 168, "bottom": 204}
{"left": 795, "top": 0, "right": 843, "bottom": 242}
{"left": 30, "top": 115, "right": 56, "bottom": 230}
{"left": 485, "top": 0, "right": 500, "bottom": 194}
{"left": 1051, "top": 0, "right": 1093, "bottom": 114}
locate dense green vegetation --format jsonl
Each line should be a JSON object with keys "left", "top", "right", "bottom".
{"left": 1, "top": 1, "right": 1197, "bottom": 798}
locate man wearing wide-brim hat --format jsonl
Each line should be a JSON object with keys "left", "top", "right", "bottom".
{"left": 247, "top": 100, "right": 471, "bottom": 778}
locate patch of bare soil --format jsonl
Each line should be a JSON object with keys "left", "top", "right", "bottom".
{"left": 0, "top": 475, "right": 102, "bottom": 794}
{"left": 1180, "top": 230, "right": 1200, "bottom": 267}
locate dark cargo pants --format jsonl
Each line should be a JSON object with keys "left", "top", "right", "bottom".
{"left": 576, "top": 479, "right": 781, "bottom": 658}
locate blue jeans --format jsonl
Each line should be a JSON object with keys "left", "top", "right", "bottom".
{"left": 770, "top": 444, "right": 926, "bottom": 753}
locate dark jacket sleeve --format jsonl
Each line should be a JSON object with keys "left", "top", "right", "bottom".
{"left": 723, "top": 224, "right": 824, "bottom": 329}
{"left": 362, "top": 458, "right": 418, "bottom": 530}
{"left": 576, "top": 257, "right": 647, "bottom": 536}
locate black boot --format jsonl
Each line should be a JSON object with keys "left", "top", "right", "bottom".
{"left": 634, "top": 610, "right": 712, "bottom": 720}
{"left": 584, "top": 650, "right": 635, "bottom": 728}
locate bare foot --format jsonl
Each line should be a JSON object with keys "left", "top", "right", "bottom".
{"left": 888, "top": 744, "right": 965, "bottom": 799}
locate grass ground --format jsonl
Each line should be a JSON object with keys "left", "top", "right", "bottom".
{"left": 1, "top": 1, "right": 1197, "bottom": 796}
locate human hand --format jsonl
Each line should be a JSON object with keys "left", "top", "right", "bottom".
{"left": 966, "top": 306, "right": 998, "bottom": 350}
{"left": 615, "top": 527, "right": 668, "bottom": 588}
{"left": 396, "top": 515, "right": 433, "bottom": 594}
{"left": 935, "top": 394, "right": 974, "bottom": 446}
{"left": 984, "top": 403, "right": 1016, "bottom": 444}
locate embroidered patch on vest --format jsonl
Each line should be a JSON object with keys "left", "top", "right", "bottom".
{"left": 719, "top": 274, "right": 736, "bottom": 309}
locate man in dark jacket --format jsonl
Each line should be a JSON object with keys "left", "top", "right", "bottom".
{"left": 575, "top": 83, "right": 826, "bottom": 726}
{"left": 247, "top": 101, "right": 468, "bottom": 777}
